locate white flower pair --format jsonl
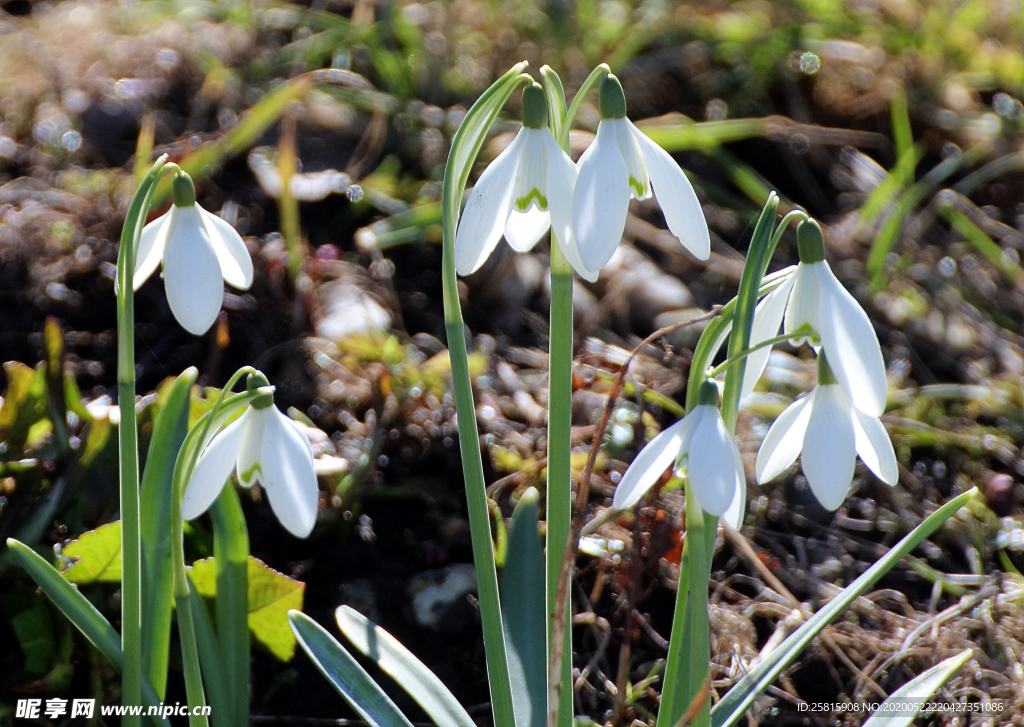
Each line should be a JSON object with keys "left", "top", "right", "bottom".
{"left": 181, "top": 374, "right": 319, "bottom": 538}
{"left": 134, "top": 172, "right": 253, "bottom": 336}
{"left": 454, "top": 75, "right": 709, "bottom": 280}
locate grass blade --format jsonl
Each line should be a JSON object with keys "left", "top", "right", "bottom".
{"left": 6, "top": 538, "right": 170, "bottom": 727}
{"left": 289, "top": 610, "right": 415, "bottom": 727}
{"left": 862, "top": 649, "right": 972, "bottom": 727}
{"left": 187, "top": 574, "right": 231, "bottom": 727}
{"left": 710, "top": 488, "right": 979, "bottom": 727}
{"left": 140, "top": 367, "right": 197, "bottom": 698}
{"left": 335, "top": 606, "right": 476, "bottom": 727}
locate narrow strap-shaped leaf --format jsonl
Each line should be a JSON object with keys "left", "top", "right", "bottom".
{"left": 710, "top": 489, "right": 978, "bottom": 727}
{"left": 210, "top": 486, "right": 250, "bottom": 727}
{"left": 500, "top": 488, "right": 547, "bottom": 727}
{"left": 141, "top": 367, "right": 197, "bottom": 698}
{"left": 187, "top": 574, "right": 232, "bottom": 727}
{"left": 289, "top": 610, "right": 415, "bottom": 727}
{"left": 861, "top": 649, "right": 972, "bottom": 727}
{"left": 335, "top": 606, "right": 476, "bottom": 727}
{"left": 7, "top": 538, "right": 170, "bottom": 727}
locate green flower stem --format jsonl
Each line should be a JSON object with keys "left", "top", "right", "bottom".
{"left": 441, "top": 63, "right": 531, "bottom": 727}
{"left": 546, "top": 238, "right": 575, "bottom": 727}
{"left": 705, "top": 331, "right": 815, "bottom": 378}
{"left": 559, "top": 64, "right": 610, "bottom": 147}
{"left": 116, "top": 155, "right": 171, "bottom": 726}
{"left": 169, "top": 366, "right": 257, "bottom": 727}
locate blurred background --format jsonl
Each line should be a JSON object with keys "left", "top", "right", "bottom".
{"left": 3, "top": 0, "right": 1024, "bottom": 723}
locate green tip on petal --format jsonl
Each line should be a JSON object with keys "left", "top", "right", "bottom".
{"left": 171, "top": 172, "right": 196, "bottom": 208}
{"left": 797, "top": 219, "right": 825, "bottom": 264}
{"left": 246, "top": 371, "right": 275, "bottom": 409}
{"left": 816, "top": 353, "right": 837, "bottom": 385}
{"left": 521, "top": 83, "right": 548, "bottom": 129}
{"left": 697, "top": 380, "right": 720, "bottom": 407}
{"left": 598, "top": 74, "right": 627, "bottom": 120}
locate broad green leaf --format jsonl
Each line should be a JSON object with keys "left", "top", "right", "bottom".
{"left": 140, "top": 368, "right": 197, "bottom": 698}
{"left": 335, "top": 605, "right": 476, "bottom": 727}
{"left": 289, "top": 610, "right": 415, "bottom": 727}
{"left": 210, "top": 486, "right": 250, "bottom": 727}
{"left": 6, "top": 538, "right": 171, "bottom": 727}
{"left": 189, "top": 556, "right": 304, "bottom": 661}
{"left": 710, "top": 488, "right": 979, "bottom": 727}
{"left": 862, "top": 650, "right": 972, "bottom": 727}
{"left": 59, "top": 521, "right": 122, "bottom": 583}
{"left": 500, "top": 487, "right": 546, "bottom": 727}
{"left": 4, "top": 582, "right": 56, "bottom": 675}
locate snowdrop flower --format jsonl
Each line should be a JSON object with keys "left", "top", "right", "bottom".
{"left": 727, "top": 219, "right": 887, "bottom": 413}
{"left": 134, "top": 171, "right": 254, "bottom": 336}
{"left": 455, "top": 83, "right": 596, "bottom": 280}
{"left": 613, "top": 382, "right": 745, "bottom": 529}
{"left": 181, "top": 373, "right": 318, "bottom": 538}
{"left": 572, "top": 74, "right": 709, "bottom": 272}
{"left": 755, "top": 354, "right": 897, "bottom": 510}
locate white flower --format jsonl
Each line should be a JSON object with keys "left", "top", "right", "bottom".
{"left": 722, "top": 220, "right": 887, "bottom": 414}
{"left": 134, "top": 172, "right": 254, "bottom": 336}
{"left": 613, "top": 382, "right": 745, "bottom": 529}
{"left": 571, "top": 74, "right": 709, "bottom": 273}
{"left": 455, "top": 83, "right": 596, "bottom": 281}
{"left": 181, "top": 379, "right": 318, "bottom": 538}
{"left": 755, "top": 354, "right": 897, "bottom": 511}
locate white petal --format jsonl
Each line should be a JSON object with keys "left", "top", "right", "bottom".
{"left": 200, "top": 207, "right": 254, "bottom": 290}
{"left": 237, "top": 406, "right": 265, "bottom": 488}
{"left": 504, "top": 207, "right": 550, "bottom": 252}
{"left": 783, "top": 262, "right": 821, "bottom": 344}
{"left": 852, "top": 407, "right": 898, "bottom": 485}
{"left": 134, "top": 210, "right": 172, "bottom": 291}
{"left": 686, "top": 406, "right": 742, "bottom": 519}
{"left": 258, "top": 407, "right": 319, "bottom": 538}
{"left": 800, "top": 385, "right": 856, "bottom": 510}
{"left": 511, "top": 129, "right": 548, "bottom": 210}
{"left": 613, "top": 415, "right": 696, "bottom": 510}
{"left": 815, "top": 262, "right": 888, "bottom": 416}
{"left": 454, "top": 131, "right": 525, "bottom": 276}
{"left": 614, "top": 119, "right": 649, "bottom": 199}
{"left": 572, "top": 120, "right": 631, "bottom": 272}
{"left": 755, "top": 394, "right": 813, "bottom": 483}
{"left": 740, "top": 274, "right": 795, "bottom": 398}
{"left": 719, "top": 442, "right": 747, "bottom": 530}
{"left": 163, "top": 205, "right": 225, "bottom": 336}
{"left": 181, "top": 412, "right": 248, "bottom": 520}
{"left": 629, "top": 121, "right": 710, "bottom": 260}
{"left": 543, "top": 133, "right": 599, "bottom": 282}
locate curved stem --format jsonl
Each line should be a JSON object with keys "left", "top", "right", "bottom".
{"left": 559, "top": 64, "right": 610, "bottom": 147}
{"left": 705, "top": 331, "right": 815, "bottom": 378}
{"left": 116, "top": 156, "right": 169, "bottom": 727}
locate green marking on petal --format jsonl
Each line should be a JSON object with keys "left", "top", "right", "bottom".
{"left": 628, "top": 176, "right": 647, "bottom": 199}
{"left": 516, "top": 189, "right": 548, "bottom": 211}
{"left": 240, "top": 463, "right": 262, "bottom": 484}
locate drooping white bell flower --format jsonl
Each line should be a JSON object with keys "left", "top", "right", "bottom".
{"left": 755, "top": 354, "right": 897, "bottom": 511}
{"left": 455, "top": 83, "right": 597, "bottom": 281}
{"left": 181, "top": 374, "right": 319, "bottom": 538}
{"left": 613, "top": 381, "right": 746, "bottom": 529}
{"left": 715, "top": 220, "right": 887, "bottom": 413}
{"left": 134, "top": 171, "right": 254, "bottom": 336}
{"left": 571, "top": 74, "right": 710, "bottom": 273}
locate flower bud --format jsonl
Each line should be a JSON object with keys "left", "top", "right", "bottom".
{"left": 171, "top": 172, "right": 196, "bottom": 208}
{"left": 521, "top": 83, "right": 548, "bottom": 129}
{"left": 796, "top": 219, "right": 825, "bottom": 264}
{"left": 598, "top": 74, "right": 627, "bottom": 120}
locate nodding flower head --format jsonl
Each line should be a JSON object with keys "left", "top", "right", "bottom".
{"left": 755, "top": 353, "right": 897, "bottom": 511}
{"left": 181, "top": 373, "right": 319, "bottom": 538}
{"left": 571, "top": 74, "right": 709, "bottom": 273}
{"left": 134, "top": 171, "right": 254, "bottom": 336}
{"left": 454, "top": 83, "right": 596, "bottom": 281}
{"left": 613, "top": 381, "right": 746, "bottom": 529}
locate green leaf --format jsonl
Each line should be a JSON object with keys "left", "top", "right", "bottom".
{"left": 862, "top": 650, "right": 972, "bottom": 727}
{"left": 6, "top": 538, "right": 171, "bottom": 727}
{"left": 210, "top": 486, "right": 250, "bottom": 727}
{"left": 335, "top": 605, "right": 476, "bottom": 727}
{"left": 710, "top": 488, "right": 979, "bottom": 727}
{"left": 500, "top": 487, "right": 546, "bottom": 727}
{"left": 186, "top": 574, "right": 232, "bottom": 727}
{"left": 4, "top": 582, "right": 56, "bottom": 675}
{"left": 189, "top": 556, "right": 304, "bottom": 661}
{"left": 0, "top": 361, "right": 49, "bottom": 451}
{"left": 59, "top": 521, "right": 122, "bottom": 583}
{"left": 140, "top": 368, "right": 197, "bottom": 698}
{"left": 289, "top": 610, "right": 415, "bottom": 727}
